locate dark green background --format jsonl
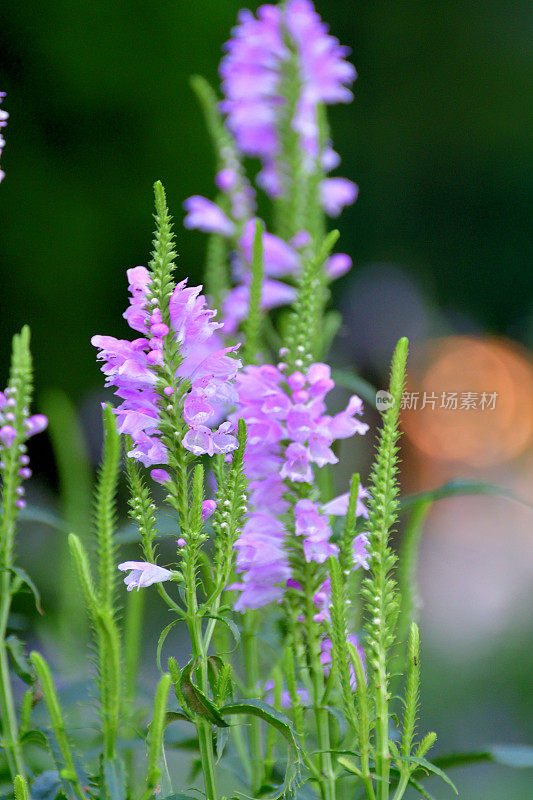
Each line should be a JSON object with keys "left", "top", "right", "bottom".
{"left": 1, "top": 2, "right": 532, "bottom": 797}
{"left": 1, "top": 0, "right": 531, "bottom": 397}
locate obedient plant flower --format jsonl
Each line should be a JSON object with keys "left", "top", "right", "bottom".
{"left": 0, "top": 387, "right": 48, "bottom": 510}
{"left": 182, "top": 0, "right": 357, "bottom": 341}
{"left": 0, "top": 92, "right": 7, "bottom": 183}
{"left": 118, "top": 561, "right": 173, "bottom": 591}
{"left": 220, "top": 0, "right": 357, "bottom": 210}
{"left": 320, "top": 633, "right": 365, "bottom": 690}
{"left": 229, "top": 360, "right": 369, "bottom": 610}
{"left": 92, "top": 267, "right": 241, "bottom": 469}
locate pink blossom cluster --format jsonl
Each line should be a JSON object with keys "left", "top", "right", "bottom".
{"left": 220, "top": 0, "right": 358, "bottom": 209}
{"left": 228, "top": 360, "right": 369, "bottom": 610}
{"left": 92, "top": 267, "right": 242, "bottom": 475}
{"left": 0, "top": 389, "right": 47, "bottom": 509}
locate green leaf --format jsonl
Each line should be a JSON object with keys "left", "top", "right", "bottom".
{"left": 10, "top": 566, "right": 43, "bottom": 614}
{"left": 103, "top": 757, "right": 126, "bottom": 800}
{"left": 220, "top": 699, "right": 301, "bottom": 800}
{"left": 396, "top": 754, "right": 458, "bottom": 793}
{"left": 163, "top": 710, "right": 193, "bottom": 727}
{"left": 18, "top": 506, "right": 66, "bottom": 532}
{"left": 206, "top": 655, "right": 224, "bottom": 695}
{"left": 19, "top": 728, "right": 48, "bottom": 748}
{"left": 202, "top": 613, "right": 241, "bottom": 653}
{"left": 6, "top": 635, "right": 34, "bottom": 684}
{"left": 399, "top": 478, "right": 531, "bottom": 511}
{"left": 323, "top": 705, "right": 347, "bottom": 745}
{"left": 215, "top": 727, "right": 229, "bottom": 764}
{"left": 337, "top": 756, "right": 362, "bottom": 777}
{"left": 331, "top": 368, "right": 378, "bottom": 409}
{"left": 31, "top": 771, "right": 62, "bottom": 800}
{"left": 157, "top": 620, "right": 181, "bottom": 673}
{"left": 407, "top": 775, "right": 438, "bottom": 800}
{"left": 179, "top": 661, "right": 229, "bottom": 727}
{"left": 432, "top": 745, "right": 533, "bottom": 771}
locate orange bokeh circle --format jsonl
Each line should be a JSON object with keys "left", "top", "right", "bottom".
{"left": 401, "top": 336, "right": 533, "bottom": 467}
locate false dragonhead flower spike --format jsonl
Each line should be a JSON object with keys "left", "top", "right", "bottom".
{"left": 220, "top": 0, "right": 357, "bottom": 212}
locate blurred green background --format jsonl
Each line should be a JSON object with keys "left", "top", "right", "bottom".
{"left": 1, "top": 1, "right": 532, "bottom": 797}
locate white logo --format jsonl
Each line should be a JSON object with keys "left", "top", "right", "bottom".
{"left": 375, "top": 390, "right": 394, "bottom": 412}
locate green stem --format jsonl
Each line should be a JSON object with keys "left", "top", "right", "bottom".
{"left": 123, "top": 589, "right": 144, "bottom": 793}
{"left": 304, "top": 567, "right": 335, "bottom": 800}
{"left": 0, "top": 462, "right": 25, "bottom": 779}
{"left": 242, "top": 611, "right": 264, "bottom": 793}
{"left": 0, "top": 601, "right": 25, "bottom": 779}
{"left": 391, "top": 774, "right": 409, "bottom": 800}
{"left": 186, "top": 571, "right": 218, "bottom": 800}
{"left": 375, "top": 659, "right": 390, "bottom": 800}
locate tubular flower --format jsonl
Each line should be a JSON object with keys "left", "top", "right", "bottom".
{"left": 0, "top": 389, "right": 47, "bottom": 510}
{"left": 92, "top": 267, "right": 241, "bottom": 469}
{"left": 220, "top": 0, "right": 357, "bottom": 212}
{"left": 118, "top": 561, "right": 173, "bottom": 591}
{"left": 229, "top": 360, "right": 368, "bottom": 610}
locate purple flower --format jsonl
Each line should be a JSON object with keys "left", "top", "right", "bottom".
{"left": 326, "top": 253, "right": 352, "bottom": 280}
{"left": 353, "top": 533, "right": 370, "bottom": 570}
{"left": 239, "top": 219, "right": 300, "bottom": 278}
{"left": 183, "top": 196, "right": 235, "bottom": 236}
{"left": 294, "top": 499, "right": 337, "bottom": 564}
{"left": 93, "top": 270, "right": 241, "bottom": 470}
{"left": 231, "top": 360, "right": 368, "bottom": 609}
{"left": 322, "top": 484, "right": 370, "bottom": 519}
{"left": 150, "top": 469, "right": 171, "bottom": 485}
{"left": 320, "top": 634, "right": 365, "bottom": 689}
{"left": 202, "top": 499, "right": 217, "bottom": 521}
{"left": 220, "top": 2, "right": 356, "bottom": 213}
{"left": 264, "top": 679, "right": 311, "bottom": 709}
{"left": 0, "top": 425, "right": 16, "bottom": 447}
{"left": 0, "top": 384, "right": 48, "bottom": 509}
{"left": 280, "top": 442, "right": 313, "bottom": 483}
{"left": 118, "top": 561, "right": 173, "bottom": 591}
{"left": 320, "top": 178, "right": 358, "bottom": 217}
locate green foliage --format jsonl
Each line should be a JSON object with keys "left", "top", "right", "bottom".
{"left": 13, "top": 774, "right": 29, "bottom": 800}
{"left": 150, "top": 181, "right": 178, "bottom": 317}
{"left": 125, "top": 447, "right": 159, "bottom": 562}
{"left": 67, "top": 406, "right": 123, "bottom": 760}
{"left": 285, "top": 230, "right": 339, "bottom": 371}
{"left": 362, "top": 337, "right": 408, "bottom": 799}
{"left": 210, "top": 418, "right": 248, "bottom": 601}
{"left": 328, "top": 557, "right": 358, "bottom": 734}
{"left": 95, "top": 405, "right": 122, "bottom": 617}
{"left": 242, "top": 219, "right": 264, "bottom": 364}
{"left": 339, "top": 473, "right": 360, "bottom": 575}
{"left": 220, "top": 699, "right": 303, "bottom": 800}
{"left": 0, "top": 328, "right": 36, "bottom": 782}
{"left": 41, "top": 389, "right": 93, "bottom": 644}
{"left": 0, "top": 327, "right": 33, "bottom": 572}
{"left": 29, "top": 652, "right": 86, "bottom": 800}
{"left": 143, "top": 673, "right": 172, "bottom": 800}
